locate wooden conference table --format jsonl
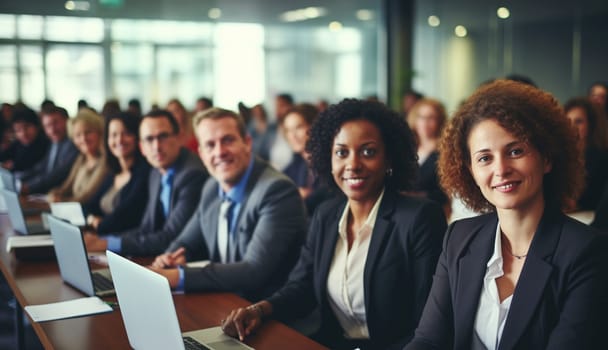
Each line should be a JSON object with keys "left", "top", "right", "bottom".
{"left": 0, "top": 205, "right": 327, "bottom": 350}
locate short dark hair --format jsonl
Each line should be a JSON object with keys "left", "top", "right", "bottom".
{"left": 142, "top": 109, "right": 180, "bottom": 135}
{"left": 43, "top": 106, "right": 69, "bottom": 119}
{"left": 439, "top": 79, "right": 582, "bottom": 212}
{"left": 193, "top": 107, "right": 247, "bottom": 139}
{"left": 106, "top": 112, "right": 143, "bottom": 173}
{"left": 277, "top": 93, "right": 294, "bottom": 105}
{"left": 197, "top": 97, "right": 213, "bottom": 107}
{"left": 306, "top": 98, "right": 418, "bottom": 191}
{"left": 283, "top": 103, "right": 319, "bottom": 126}
{"left": 12, "top": 106, "right": 40, "bottom": 126}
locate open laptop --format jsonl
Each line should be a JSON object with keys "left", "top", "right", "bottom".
{"left": 106, "top": 251, "right": 254, "bottom": 350}
{"left": 48, "top": 215, "right": 115, "bottom": 297}
{"left": 0, "top": 167, "right": 17, "bottom": 192}
{"left": 50, "top": 202, "right": 87, "bottom": 226}
{"left": 1, "top": 189, "right": 48, "bottom": 235}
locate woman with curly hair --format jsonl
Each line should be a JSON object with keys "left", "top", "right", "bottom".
{"left": 406, "top": 80, "right": 608, "bottom": 350}
{"left": 221, "top": 98, "right": 446, "bottom": 349}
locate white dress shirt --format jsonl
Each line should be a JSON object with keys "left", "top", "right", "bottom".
{"left": 473, "top": 223, "right": 513, "bottom": 350}
{"left": 326, "top": 189, "right": 385, "bottom": 339}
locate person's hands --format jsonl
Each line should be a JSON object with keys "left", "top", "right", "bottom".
{"left": 83, "top": 232, "right": 108, "bottom": 252}
{"left": 147, "top": 266, "right": 181, "bottom": 288}
{"left": 46, "top": 192, "right": 60, "bottom": 203}
{"left": 151, "top": 247, "right": 186, "bottom": 268}
{"left": 221, "top": 302, "right": 270, "bottom": 341}
{"left": 87, "top": 215, "right": 102, "bottom": 229}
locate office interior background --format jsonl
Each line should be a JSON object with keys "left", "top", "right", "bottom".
{"left": 0, "top": 0, "right": 607, "bottom": 117}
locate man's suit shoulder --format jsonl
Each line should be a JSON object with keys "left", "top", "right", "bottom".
{"left": 177, "top": 149, "right": 206, "bottom": 175}
{"left": 250, "top": 160, "right": 297, "bottom": 194}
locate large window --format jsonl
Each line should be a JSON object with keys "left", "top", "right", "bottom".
{"left": 0, "top": 9, "right": 384, "bottom": 115}
{"left": 46, "top": 45, "right": 105, "bottom": 111}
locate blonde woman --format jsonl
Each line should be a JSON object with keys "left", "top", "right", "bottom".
{"left": 407, "top": 98, "right": 450, "bottom": 213}
{"left": 48, "top": 108, "right": 108, "bottom": 203}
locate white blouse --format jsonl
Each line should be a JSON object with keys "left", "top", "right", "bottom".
{"left": 473, "top": 223, "right": 513, "bottom": 350}
{"left": 326, "top": 189, "right": 385, "bottom": 339}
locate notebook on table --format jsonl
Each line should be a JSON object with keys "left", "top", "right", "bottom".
{"left": 48, "top": 215, "right": 114, "bottom": 297}
{"left": 106, "top": 251, "right": 254, "bottom": 350}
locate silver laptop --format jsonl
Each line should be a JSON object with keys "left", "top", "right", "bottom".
{"left": 48, "top": 215, "right": 114, "bottom": 297}
{"left": 1, "top": 189, "right": 48, "bottom": 235}
{"left": 0, "top": 167, "right": 17, "bottom": 192}
{"left": 106, "top": 251, "right": 254, "bottom": 350}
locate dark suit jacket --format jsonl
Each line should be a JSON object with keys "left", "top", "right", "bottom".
{"left": 413, "top": 151, "right": 448, "bottom": 206}
{"left": 592, "top": 181, "right": 608, "bottom": 232}
{"left": 20, "top": 138, "right": 79, "bottom": 194}
{"left": 406, "top": 208, "right": 608, "bottom": 350}
{"left": 578, "top": 147, "right": 608, "bottom": 211}
{"left": 0, "top": 132, "right": 49, "bottom": 172}
{"left": 167, "top": 157, "right": 307, "bottom": 301}
{"left": 267, "top": 191, "right": 446, "bottom": 350}
{"left": 84, "top": 157, "right": 151, "bottom": 235}
{"left": 117, "top": 148, "right": 208, "bottom": 256}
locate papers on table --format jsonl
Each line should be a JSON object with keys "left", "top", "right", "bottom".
{"left": 50, "top": 202, "right": 86, "bottom": 226}
{"left": 6, "top": 235, "right": 53, "bottom": 253}
{"left": 186, "top": 260, "right": 210, "bottom": 268}
{"left": 24, "top": 296, "right": 113, "bottom": 322}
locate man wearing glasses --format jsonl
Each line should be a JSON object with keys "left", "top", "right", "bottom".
{"left": 85, "top": 110, "right": 208, "bottom": 256}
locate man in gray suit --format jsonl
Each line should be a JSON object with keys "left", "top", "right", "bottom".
{"left": 85, "top": 110, "right": 208, "bottom": 256}
{"left": 18, "top": 106, "right": 79, "bottom": 194}
{"left": 151, "top": 107, "right": 307, "bottom": 300}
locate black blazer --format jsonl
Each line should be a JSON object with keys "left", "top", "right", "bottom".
{"left": 406, "top": 208, "right": 608, "bottom": 350}
{"left": 84, "top": 157, "right": 151, "bottom": 234}
{"left": 413, "top": 151, "right": 448, "bottom": 206}
{"left": 267, "top": 191, "right": 446, "bottom": 350}
{"left": 118, "top": 148, "right": 208, "bottom": 256}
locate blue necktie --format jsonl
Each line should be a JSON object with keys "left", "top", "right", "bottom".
{"left": 160, "top": 171, "right": 174, "bottom": 217}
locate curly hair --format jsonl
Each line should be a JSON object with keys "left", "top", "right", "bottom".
{"left": 306, "top": 98, "right": 418, "bottom": 191}
{"left": 438, "top": 80, "right": 583, "bottom": 212}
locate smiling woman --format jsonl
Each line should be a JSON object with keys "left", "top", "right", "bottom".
{"left": 47, "top": 108, "right": 108, "bottom": 204}
{"left": 406, "top": 80, "right": 608, "bottom": 350}
{"left": 83, "top": 112, "right": 150, "bottom": 234}
{"left": 221, "top": 98, "right": 447, "bottom": 350}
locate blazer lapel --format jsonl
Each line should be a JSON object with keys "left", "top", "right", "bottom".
{"left": 362, "top": 192, "right": 395, "bottom": 312}
{"left": 204, "top": 198, "right": 222, "bottom": 262}
{"left": 453, "top": 215, "right": 497, "bottom": 349}
{"left": 149, "top": 171, "right": 163, "bottom": 229}
{"left": 317, "top": 201, "right": 344, "bottom": 304}
{"left": 232, "top": 159, "right": 265, "bottom": 259}
{"left": 498, "top": 209, "right": 561, "bottom": 350}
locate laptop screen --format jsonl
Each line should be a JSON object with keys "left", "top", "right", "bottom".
{"left": 107, "top": 251, "right": 185, "bottom": 350}
{"left": 48, "top": 215, "right": 96, "bottom": 296}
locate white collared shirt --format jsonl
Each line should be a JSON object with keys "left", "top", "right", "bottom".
{"left": 473, "top": 223, "right": 513, "bottom": 350}
{"left": 326, "top": 189, "right": 385, "bottom": 339}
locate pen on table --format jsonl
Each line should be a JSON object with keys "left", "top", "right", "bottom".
{"left": 105, "top": 301, "right": 119, "bottom": 308}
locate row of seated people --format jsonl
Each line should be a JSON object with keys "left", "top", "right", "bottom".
{"left": 2, "top": 80, "right": 608, "bottom": 349}
{"left": 220, "top": 81, "right": 608, "bottom": 349}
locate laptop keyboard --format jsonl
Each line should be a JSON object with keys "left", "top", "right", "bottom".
{"left": 92, "top": 273, "right": 114, "bottom": 292}
{"left": 183, "top": 336, "right": 212, "bottom": 350}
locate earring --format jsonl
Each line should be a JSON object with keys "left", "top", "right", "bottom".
{"left": 386, "top": 168, "right": 393, "bottom": 177}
